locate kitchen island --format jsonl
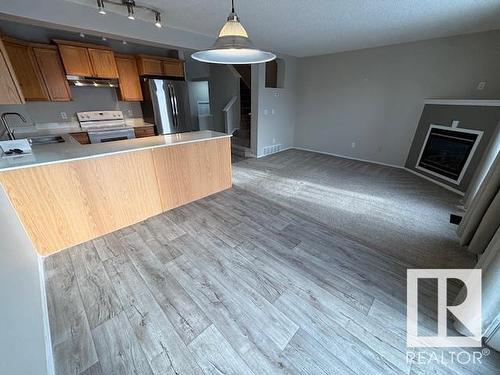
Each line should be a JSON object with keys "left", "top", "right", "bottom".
{"left": 0, "top": 131, "right": 232, "bottom": 255}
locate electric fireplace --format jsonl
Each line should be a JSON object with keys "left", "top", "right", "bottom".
{"left": 416, "top": 125, "right": 483, "bottom": 184}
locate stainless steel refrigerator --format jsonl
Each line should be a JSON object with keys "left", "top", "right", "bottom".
{"left": 141, "top": 78, "right": 192, "bottom": 134}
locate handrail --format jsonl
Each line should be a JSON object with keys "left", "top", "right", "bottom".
{"left": 223, "top": 96, "right": 239, "bottom": 135}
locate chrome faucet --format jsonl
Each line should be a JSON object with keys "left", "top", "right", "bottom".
{"left": 1, "top": 112, "right": 27, "bottom": 140}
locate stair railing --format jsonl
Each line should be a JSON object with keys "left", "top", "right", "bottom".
{"left": 223, "top": 96, "right": 239, "bottom": 135}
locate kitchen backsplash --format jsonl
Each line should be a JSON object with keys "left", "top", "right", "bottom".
{"left": 0, "top": 86, "right": 142, "bottom": 127}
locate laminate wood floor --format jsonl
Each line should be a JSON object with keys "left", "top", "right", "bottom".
{"left": 45, "top": 150, "right": 499, "bottom": 375}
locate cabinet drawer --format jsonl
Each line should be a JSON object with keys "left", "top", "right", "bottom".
{"left": 134, "top": 126, "right": 155, "bottom": 138}
{"left": 70, "top": 132, "right": 90, "bottom": 144}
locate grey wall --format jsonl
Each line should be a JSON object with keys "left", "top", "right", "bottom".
{"left": 405, "top": 104, "right": 500, "bottom": 192}
{"left": 253, "top": 55, "right": 298, "bottom": 157}
{"left": 0, "top": 87, "right": 142, "bottom": 127}
{"left": 294, "top": 29, "right": 500, "bottom": 167}
{"left": 0, "top": 185, "right": 51, "bottom": 375}
{"left": 209, "top": 65, "right": 240, "bottom": 133}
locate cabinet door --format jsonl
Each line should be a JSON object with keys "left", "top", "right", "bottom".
{"left": 3, "top": 40, "right": 49, "bottom": 101}
{"left": 58, "top": 44, "right": 93, "bottom": 76}
{"left": 33, "top": 48, "right": 72, "bottom": 102}
{"left": 134, "top": 126, "right": 155, "bottom": 138}
{"left": 0, "top": 39, "right": 24, "bottom": 104}
{"left": 136, "top": 56, "right": 163, "bottom": 76}
{"left": 88, "top": 49, "right": 119, "bottom": 79}
{"left": 115, "top": 55, "right": 143, "bottom": 101}
{"left": 162, "top": 59, "right": 184, "bottom": 78}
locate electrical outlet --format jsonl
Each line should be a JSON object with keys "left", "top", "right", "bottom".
{"left": 60, "top": 112, "right": 68, "bottom": 120}
{"left": 477, "top": 81, "right": 487, "bottom": 90}
{"left": 351, "top": 142, "right": 356, "bottom": 148}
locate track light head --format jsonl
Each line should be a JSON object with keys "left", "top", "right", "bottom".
{"left": 97, "top": 0, "right": 106, "bottom": 14}
{"left": 154, "top": 12, "right": 162, "bottom": 28}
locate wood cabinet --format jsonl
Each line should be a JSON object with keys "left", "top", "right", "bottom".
{"left": 2, "top": 37, "right": 71, "bottom": 102}
{"left": 134, "top": 126, "right": 155, "bottom": 138}
{"left": 70, "top": 132, "right": 90, "bottom": 144}
{"left": 56, "top": 43, "right": 93, "bottom": 77}
{"left": 162, "top": 59, "right": 184, "bottom": 77}
{"left": 54, "top": 40, "right": 118, "bottom": 79}
{"left": 32, "top": 47, "right": 72, "bottom": 101}
{"left": 115, "top": 54, "right": 143, "bottom": 101}
{"left": 0, "top": 38, "right": 25, "bottom": 104}
{"left": 136, "top": 55, "right": 184, "bottom": 78}
{"left": 136, "top": 55, "right": 163, "bottom": 76}
{"left": 3, "top": 38, "right": 49, "bottom": 101}
{"left": 88, "top": 48, "right": 119, "bottom": 78}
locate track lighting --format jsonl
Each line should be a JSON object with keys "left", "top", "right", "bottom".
{"left": 97, "top": 0, "right": 106, "bottom": 14}
{"left": 154, "top": 12, "right": 162, "bottom": 28}
{"left": 127, "top": 4, "right": 135, "bottom": 20}
{"left": 94, "top": 1, "right": 163, "bottom": 29}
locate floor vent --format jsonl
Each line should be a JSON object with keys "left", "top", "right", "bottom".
{"left": 263, "top": 144, "right": 282, "bottom": 156}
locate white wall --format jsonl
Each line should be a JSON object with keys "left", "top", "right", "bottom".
{"left": 253, "top": 55, "right": 298, "bottom": 157}
{"left": 0, "top": 186, "right": 51, "bottom": 375}
{"left": 294, "top": 29, "right": 500, "bottom": 166}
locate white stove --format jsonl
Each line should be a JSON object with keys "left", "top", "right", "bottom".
{"left": 77, "top": 111, "right": 135, "bottom": 144}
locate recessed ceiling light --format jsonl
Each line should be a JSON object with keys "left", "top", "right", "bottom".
{"left": 192, "top": 0, "right": 275, "bottom": 64}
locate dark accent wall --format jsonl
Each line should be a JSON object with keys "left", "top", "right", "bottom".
{"left": 405, "top": 104, "right": 500, "bottom": 192}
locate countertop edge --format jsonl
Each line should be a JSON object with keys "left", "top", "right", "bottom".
{"left": 0, "top": 133, "right": 232, "bottom": 173}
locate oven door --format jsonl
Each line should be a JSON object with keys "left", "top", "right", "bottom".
{"left": 88, "top": 128, "right": 136, "bottom": 144}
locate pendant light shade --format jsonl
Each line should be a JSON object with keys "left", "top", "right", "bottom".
{"left": 192, "top": 1, "right": 276, "bottom": 64}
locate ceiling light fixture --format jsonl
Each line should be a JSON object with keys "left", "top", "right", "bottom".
{"left": 154, "top": 12, "right": 162, "bottom": 28}
{"left": 127, "top": 4, "right": 135, "bottom": 20}
{"left": 97, "top": 0, "right": 106, "bottom": 14}
{"left": 192, "top": 0, "right": 275, "bottom": 65}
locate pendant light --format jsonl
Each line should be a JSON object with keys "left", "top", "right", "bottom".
{"left": 192, "top": 0, "right": 276, "bottom": 64}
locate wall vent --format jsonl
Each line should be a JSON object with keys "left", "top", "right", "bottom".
{"left": 263, "top": 144, "right": 282, "bottom": 156}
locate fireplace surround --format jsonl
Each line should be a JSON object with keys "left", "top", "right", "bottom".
{"left": 416, "top": 125, "right": 483, "bottom": 184}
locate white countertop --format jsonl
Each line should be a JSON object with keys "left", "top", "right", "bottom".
{"left": 0, "top": 131, "right": 231, "bottom": 172}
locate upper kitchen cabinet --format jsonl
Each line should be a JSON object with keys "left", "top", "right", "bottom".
{"left": 115, "top": 54, "right": 143, "bottom": 101}
{"left": 54, "top": 40, "right": 118, "bottom": 79}
{"left": 136, "top": 55, "right": 163, "bottom": 76}
{"left": 136, "top": 55, "right": 185, "bottom": 78}
{"left": 32, "top": 47, "right": 72, "bottom": 101}
{"left": 55, "top": 41, "right": 93, "bottom": 77}
{"left": 3, "top": 37, "right": 49, "bottom": 101}
{"left": 0, "top": 38, "right": 24, "bottom": 104}
{"left": 88, "top": 48, "right": 119, "bottom": 78}
{"left": 162, "top": 58, "right": 185, "bottom": 78}
{"left": 1, "top": 36, "right": 70, "bottom": 102}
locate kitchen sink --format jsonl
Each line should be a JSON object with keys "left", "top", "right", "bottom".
{"left": 28, "top": 135, "right": 65, "bottom": 145}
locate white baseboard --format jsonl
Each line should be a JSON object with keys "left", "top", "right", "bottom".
{"left": 404, "top": 168, "right": 464, "bottom": 196}
{"left": 291, "top": 147, "right": 404, "bottom": 169}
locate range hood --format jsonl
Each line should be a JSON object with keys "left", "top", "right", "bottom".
{"left": 66, "top": 75, "right": 119, "bottom": 88}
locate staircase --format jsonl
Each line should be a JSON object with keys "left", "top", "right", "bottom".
{"left": 230, "top": 64, "right": 252, "bottom": 152}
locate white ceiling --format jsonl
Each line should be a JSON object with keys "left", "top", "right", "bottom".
{"left": 66, "top": 0, "right": 500, "bottom": 57}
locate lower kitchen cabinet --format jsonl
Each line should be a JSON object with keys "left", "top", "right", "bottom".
{"left": 134, "top": 126, "right": 155, "bottom": 138}
{"left": 70, "top": 132, "right": 90, "bottom": 144}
